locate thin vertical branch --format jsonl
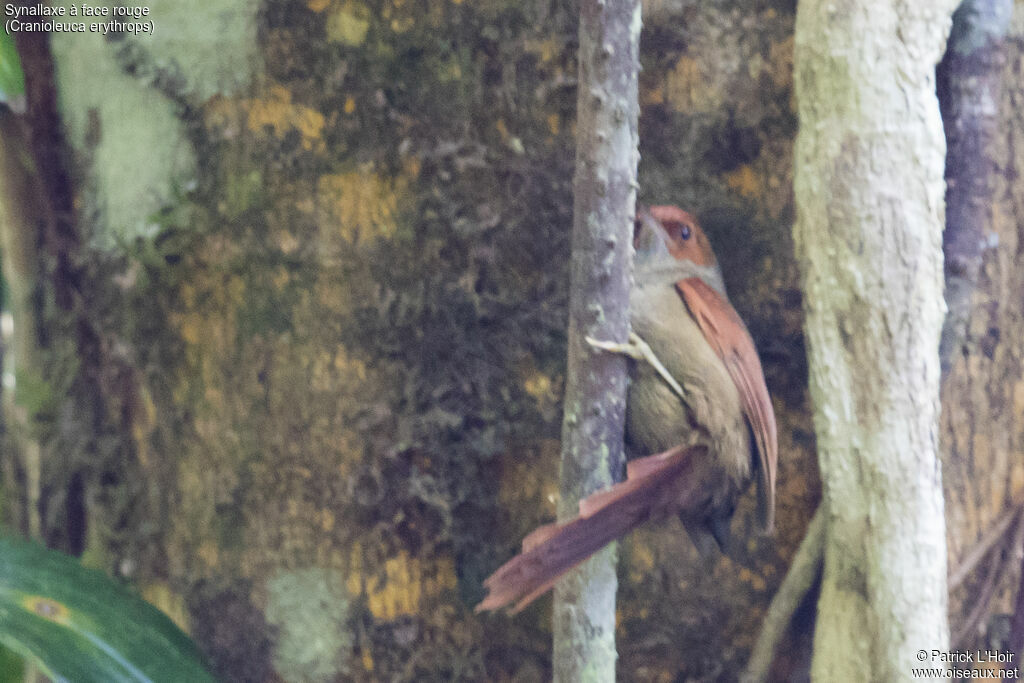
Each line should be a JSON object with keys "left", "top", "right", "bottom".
{"left": 552, "top": 0, "right": 640, "bottom": 679}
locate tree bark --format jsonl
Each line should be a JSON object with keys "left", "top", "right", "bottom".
{"left": 942, "top": 1, "right": 1024, "bottom": 659}
{"left": 937, "top": 0, "right": 1014, "bottom": 375}
{"left": 552, "top": 0, "right": 640, "bottom": 680}
{"left": 793, "top": 3, "right": 958, "bottom": 681}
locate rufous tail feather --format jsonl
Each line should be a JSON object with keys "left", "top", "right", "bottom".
{"left": 476, "top": 444, "right": 706, "bottom": 613}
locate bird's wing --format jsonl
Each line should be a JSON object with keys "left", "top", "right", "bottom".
{"left": 675, "top": 276, "right": 778, "bottom": 531}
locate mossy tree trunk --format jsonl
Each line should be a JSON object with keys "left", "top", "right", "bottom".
{"left": 11, "top": 2, "right": 815, "bottom": 680}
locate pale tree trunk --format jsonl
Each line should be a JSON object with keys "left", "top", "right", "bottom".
{"left": 552, "top": 0, "right": 640, "bottom": 680}
{"left": 793, "top": 3, "right": 958, "bottom": 682}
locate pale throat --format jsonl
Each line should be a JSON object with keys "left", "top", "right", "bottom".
{"left": 633, "top": 257, "right": 728, "bottom": 297}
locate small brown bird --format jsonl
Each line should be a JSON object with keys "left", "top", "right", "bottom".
{"left": 477, "top": 206, "right": 777, "bottom": 613}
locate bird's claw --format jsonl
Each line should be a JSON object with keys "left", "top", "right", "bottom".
{"left": 585, "top": 333, "right": 645, "bottom": 360}
{"left": 586, "top": 332, "right": 686, "bottom": 402}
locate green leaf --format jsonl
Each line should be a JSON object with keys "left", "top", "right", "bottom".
{"left": 0, "top": 536, "right": 217, "bottom": 682}
{"left": 0, "top": 642, "right": 25, "bottom": 683}
{"left": 0, "top": 31, "right": 25, "bottom": 111}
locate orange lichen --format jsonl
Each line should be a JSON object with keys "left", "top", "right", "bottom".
{"left": 666, "top": 55, "right": 720, "bottom": 113}
{"left": 724, "top": 164, "right": 760, "bottom": 199}
{"left": 641, "top": 83, "right": 665, "bottom": 106}
{"left": 524, "top": 37, "right": 558, "bottom": 63}
{"left": 206, "top": 86, "right": 327, "bottom": 153}
{"left": 546, "top": 113, "right": 560, "bottom": 136}
{"left": 767, "top": 37, "right": 794, "bottom": 90}
{"left": 495, "top": 118, "right": 510, "bottom": 141}
{"left": 522, "top": 367, "right": 553, "bottom": 401}
{"left": 737, "top": 567, "right": 767, "bottom": 592}
{"left": 626, "top": 541, "right": 657, "bottom": 584}
{"left": 315, "top": 171, "right": 405, "bottom": 244}
{"left": 346, "top": 544, "right": 458, "bottom": 620}
{"left": 246, "top": 87, "right": 326, "bottom": 151}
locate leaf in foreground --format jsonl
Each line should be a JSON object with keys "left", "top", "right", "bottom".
{"left": 0, "top": 536, "right": 216, "bottom": 682}
{"left": 0, "top": 31, "right": 25, "bottom": 112}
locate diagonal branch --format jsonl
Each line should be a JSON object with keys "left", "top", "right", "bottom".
{"left": 741, "top": 508, "right": 824, "bottom": 683}
{"left": 949, "top": 503, "right": 1022, "bottom": 591}
{"left": 953, "top": 507, "right": 1024, "bottom": 649}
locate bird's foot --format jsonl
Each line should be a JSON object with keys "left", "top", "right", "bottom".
{"left": 586, "top": 331, "right": 686, "bottom": 402}
{"left": 585, "top": 331, "right": 647, "bottom": 360}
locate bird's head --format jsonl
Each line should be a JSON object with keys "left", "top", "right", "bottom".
{"left": 634, "top": 205, "right": 725, "bottom": 292}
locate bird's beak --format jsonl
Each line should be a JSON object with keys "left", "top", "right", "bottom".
{"left": 633, "top": 208, "right": 671, "bottom": 264}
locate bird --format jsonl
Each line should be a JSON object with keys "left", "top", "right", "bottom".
{"left": 476, "top": 205, "right": 777, "bottom": 613}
